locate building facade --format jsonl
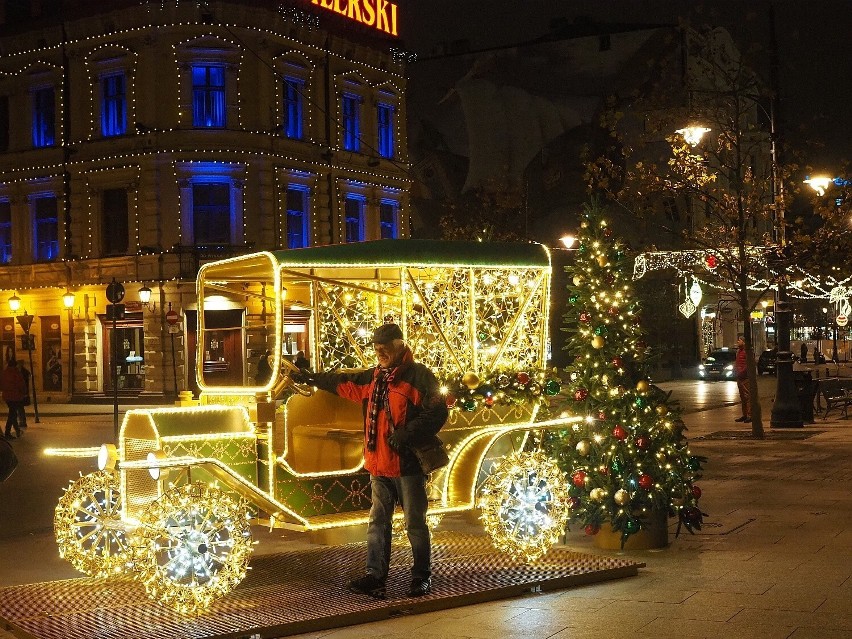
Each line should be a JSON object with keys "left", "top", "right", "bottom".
{"left": 0, "top": 0, "right": 409, "bottom": 400}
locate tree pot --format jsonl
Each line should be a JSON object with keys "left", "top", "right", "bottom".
{"left": 593, "top": 509, "right": 669, "bottom": 550}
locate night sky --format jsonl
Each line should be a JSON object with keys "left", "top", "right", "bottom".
{"left": 399, "top": 0, "right": 852, "bottom": 172}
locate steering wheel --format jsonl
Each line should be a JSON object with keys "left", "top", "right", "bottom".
{"left": 278, "top": 357, "right": 314, "bottom": 397}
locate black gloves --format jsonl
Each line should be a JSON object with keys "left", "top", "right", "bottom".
{"left": 290, "top": 368, "right": 315, "bottom": 385}
{"left": 387, "top": 427, "right": 412, "bottom": 451}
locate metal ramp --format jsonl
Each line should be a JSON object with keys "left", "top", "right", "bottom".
{"left": 0, "top": 532, "right": 643, "bottom": 639}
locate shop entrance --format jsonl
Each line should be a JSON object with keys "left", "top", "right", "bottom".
{"left": 101, "top": 313, "right": 144, "bottom": 393}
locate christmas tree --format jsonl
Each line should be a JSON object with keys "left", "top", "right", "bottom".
{"left": 549, "top": 201, "right": 705, "bottom": 546}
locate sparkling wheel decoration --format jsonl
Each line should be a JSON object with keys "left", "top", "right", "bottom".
{"left": 54, "top": 470, "right": 129, "bottom": 578}
{"left": 132, "top": 482, "right": 253, "bottom": 615}
{"left": 478, "top": 450, "right": 572, "bottom": 562}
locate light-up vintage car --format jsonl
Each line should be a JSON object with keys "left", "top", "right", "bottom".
{"left": 51, "top": 240, "right": 581, "bottom": 614}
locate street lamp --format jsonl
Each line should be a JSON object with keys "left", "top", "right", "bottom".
{"left": 676, "top": 125, "right": 711, "bottom": 147}
{"left": 63, "top": 290, "right": 74, "bottom": 397}
{"left": 14, "top": 311, "right": 40, "bottom": 424}
{"left": 8, "top": 293, "right": 20, "bottom": 313}
{"left": 804, "top": 175, "right": 832, "bottom": 197}
{"left": 559, "top": 234, "right": 577, "bottom": 249}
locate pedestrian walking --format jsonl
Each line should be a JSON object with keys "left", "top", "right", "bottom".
{"left": 1, "top": 359, "right": 27, "bottom": 439}
{"left": 800, "top": 342, "right": 808, "bottom": 363}
{"left": 293, "top": 323, "right": 448, "bottom": 599}
{"left": 16, "top": 360, "right": 30, "bottom": 429}
{"left": 734, "top": 334, "right": 750, "bottom": 423}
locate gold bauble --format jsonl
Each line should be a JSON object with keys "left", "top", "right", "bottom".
{"left": 573, "top": 275, "right": 583, "bottom": 286}
{"left": 462, "top": 372, "right": 481, "bottom": 389}
{"left": 591, "top": 335, "right": 605, "bottom": 349}
{"left": 597, "top": 254, "right": 609, "bottom": 267}
{"left": 614, "top": 489, "right": 629, "bottom": 505}
{"left": 576, "top": 440, "right": 591, "bottom": 456}
{"left": 656, "top": 404, "right": 669, "bottom": 416}
{"left": 636, "top": 380, "right": 650, "bottom": 393}
{"left": 589, "top": 487, "right": 604, "bottom": 501}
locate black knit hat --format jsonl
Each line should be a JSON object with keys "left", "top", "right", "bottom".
{"left": 371, "top": 323, "right": 403, "bottom": 344}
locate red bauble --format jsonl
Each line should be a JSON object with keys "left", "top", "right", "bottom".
{"left": 516, "top": 371, "right": 531, "bottom": 385}
{"left": 584, "top": 524, "right": 600, "bottom": 536}
{"left": 638, "top": 474, "right": 653, "bottom": 490}
{"left": 571, "top": 470, "right": 587, "bottom": 487}
{"left": 597, "top": 410, "right": 607, "bottom": 420}
{"left": 484, "top": 395, "right": 495, "bottom": 407}
{"left": 603, "top": 227, "right": 613, "bottom": 237}
{"left": 612, "top": 356, "right": 623, "bottom": 368}
{"left": 569, "top": 496, "right": 582, "bottom": 509}
{"left": 612, "top": 425, "right": 627, "bottom": 440}
{"left": 635, "top": 436, "right": 650, "bottom": 450}
{"left": 692, "top": 485, "right": 702, "bottom": 499}
{"left": 607, "top": 306, "right": 618, "bottom": 316}
{"left": 574, "top": 388, "right": 589, "bottom": 401}
{"left": 706, "top": 254, "right": 718, "bottom": 269}
{"left": 445, "top": 393, "right": 457, "bottom": 408}
{"left": 579, "top": 311, "right": 591, "bottom": 323}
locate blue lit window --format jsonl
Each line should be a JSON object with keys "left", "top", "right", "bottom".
{"left": 379, "top": 200, "right": 398, "bottom": 239}
{"left": 344, "top": 195, "right": 365, "bottom": 243}
{"left": 283, "top": 77, "right": 304, "bottom": 140}
{"left": 34, "top": 196, "right": 59, "bottom": 261}
{"left": 32, "top": 87, "right": 55, "bottom": 147}
{"left": 342, "top": 93, "right": 361, "bottom": 151}
{"left": 286, "top": 186, "right": 309, "bottom": 249}
{"left": 192, "top": 65, "right": 226, "bottom": 128}
{"left": 192, "top": 183, "right": 231, "bottom": 244}
{"left": 377, "top": 103, "right": 395, "bottom": 158}
{"left": 0, "top": 201, "right": 11, "bottom": 264}
{"left": 101, "top": 73, "right": 126, "bottom": 137}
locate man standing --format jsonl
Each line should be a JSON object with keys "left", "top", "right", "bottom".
{"left": 296, "top": 323, "right": 448, "bottom": 599}
{"left": 1, "top": 359, "right": 26, "bottom": 439}
{"left": 734, "top": 334, "right": 750, "bottom": 423}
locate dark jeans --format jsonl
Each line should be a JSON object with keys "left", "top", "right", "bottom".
{"left": 4, "top": 401, "right": 24, "bottom": 436}
{"left": 366, "top": 474, "right": 430, "bottom": 581}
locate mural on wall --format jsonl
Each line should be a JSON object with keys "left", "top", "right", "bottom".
{"left": 41, "top": 315, "right": 62, "bottom": 391}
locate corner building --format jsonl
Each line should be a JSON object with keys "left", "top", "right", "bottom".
{"left": 0, "top": 0, "right": 409, "bottom": 400}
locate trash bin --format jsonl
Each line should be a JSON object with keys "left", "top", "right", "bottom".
{"left": 793, "top": 370, "right": 816, "bottom": 423}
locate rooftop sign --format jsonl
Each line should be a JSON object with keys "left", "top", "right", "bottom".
{"left": 310, "top": 0, "right": 399, "bottom": 36}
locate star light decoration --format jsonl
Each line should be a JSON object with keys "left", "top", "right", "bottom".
{"left": 478, "top": 450, "right": 573, "bottom": 562}
{"left": 131, "top": 482, "right": 253, "bottom": 616}
{"left": 54, "top": 470, "right": 130, "bottom": 578}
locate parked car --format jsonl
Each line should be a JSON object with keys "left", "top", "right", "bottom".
{"left": 698, "top": 348, "right": 737, "bottom": 381}
{"left": 757, "top": 348, "right": 778, "bottom": 375}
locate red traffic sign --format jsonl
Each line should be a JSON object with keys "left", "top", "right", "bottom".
{"left": 165, "top": 310, "right": 180, "bottom": 325}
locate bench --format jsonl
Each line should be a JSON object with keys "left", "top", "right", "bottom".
{"left": 819, "top": 378, "right": 852, "bottom": 420}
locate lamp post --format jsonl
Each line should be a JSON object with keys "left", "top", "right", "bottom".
{"left": 14, "top": 312, "right": 40, "bottom": 424}
{"left": 63, "top": 290, "right": 74, "bottom": 397}
{"left": 106, "top": 279, "right": 125, "bottom": 440}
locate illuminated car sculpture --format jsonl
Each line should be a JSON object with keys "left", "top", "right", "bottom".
{"left": 50, "top": 240, "right": 581, "bottom": 614}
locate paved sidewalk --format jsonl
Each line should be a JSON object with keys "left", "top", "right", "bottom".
{"left": 3, "top": 393, "right": 851, "bottom": 639}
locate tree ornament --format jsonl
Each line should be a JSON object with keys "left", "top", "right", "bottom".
{"left": 573, "top": 388, "right": 589, "bottom": 401}
{"left": 576, "top": 440, "right": 591, "bottom": 456}
{"left": 569, "top": 294, "right": 579, "bottom": 304}
{"left": 591, "top": 335, "right": 605, "bottom": 349}
{"left": 573, "top": 275, "right": 584, "bottom": 286}
{"left": 597, "top": 410, "right": 607, "bottom": 420}
{"left": 516, "top": 371, "right": 531, "bottom": 385}
{"left": 612, "top": 425, "right": 627, "bottom": 440}
{"left": 656, "top": 404, "right": 669, "bottom": 416}
{"left": 636, "top": 380, "right": 649, "bottom": 393}
{"left": 462, "top": 372, "right": 480, "bottom": 389}
{"left": 544, "top": 379, "right": 561, "bottom": 395}
{"left": 624, "top": 518, "right": 640, "bottom": 534}
{"left": 461, "top": 398, "right": 477, "bottom": 411}
{"left": 445, "top": 393, "right": 457, "bottom": 408}
{"left": 610, "top": 458, "right": 622, "bottom": 474}
{"left": 614, "top": 489, "right": 629, "bottom": 505}
{"left": 706, "top": 254, "right": 718, "bottom": 269}
{"left": 571, "top": 470, "right": 587, "bottom": 487}
{"left": 635, "top": 436, "right": 650, "bottom": 450}
{"left": 635, "top": 396, "right": 647, "bottom": 409}
{"left": 569, "top": 496, "right": 582, "bottom": 510}
{"left": 638, "top": 474, "right": 653, "bottom": 490}
{"left": 496, "top": 374, "right": 510, "bottom": 388}
{"left": 594, "top": 324, "right": 608, "bottom": 336}
{"left": 579, "top": 311, "right": 592, "bottom": 323}
{"left": 589, "top": 487, "right": 604, "bottom": 501}
{"left": 484, "top": 395, "right": 495, "bottom": 407}
{"left": 597, "top": 254, "right": 609, "bottom": 267}
{"left": 603, "top": 227, "right": 613, "bottom": 237}
{"left": 608, "top": 306, "right": 618, "bottom": 316}
{"left": 578, "top": 243, "right": 586, "bottom": 253}
{"left": 692, "top": 485, "right": 702, "bottom": 499}
{"left": 612, "top": 356, "right": 623, "bottom": 368}
{"left": 584, "top": 524, "right": 599, "bottom": 536}
{"left": 529, "top": 382, "right": 542, "bottom": 396}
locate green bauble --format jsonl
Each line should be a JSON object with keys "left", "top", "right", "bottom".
{"left": 462, "top": 398, "right": 477, "bottom": 411}
{"left": 569, "top": 294, "right": 579, "bottom": 304}
{"left": 625, "top": 518, "right": 640, "bottom": 534}
{"left": 544, "top": 379, "right": 561, "bottom": 395}
{"left": 594, "top": 325, "right": 608, "bottom": 336}
{"left": 578, "top": 243, "right": 587, "bottom": 253}
{"left": 635, "top": 397, "right": 647, "bottom": 408}
{"left": 611, "top": 458, "right": 623, "bottom": 474}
